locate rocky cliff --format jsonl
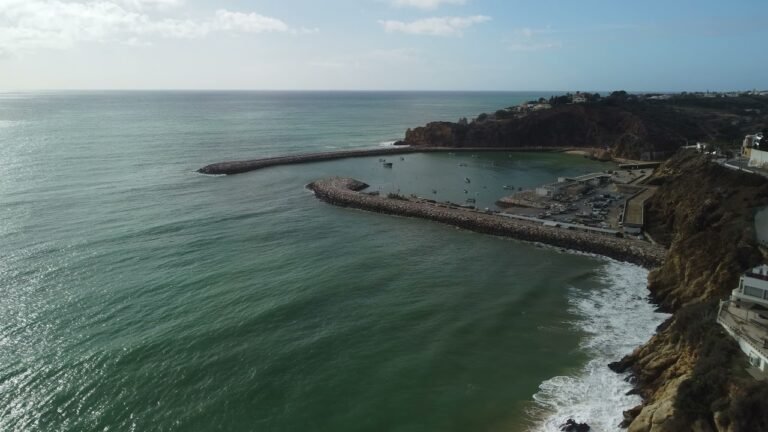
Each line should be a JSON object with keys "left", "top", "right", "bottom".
{"left": 398, "top": 95, "right": 768, "bottom": 160}
{"left": 611, "top": 152, "right": 768, "bottom": 432}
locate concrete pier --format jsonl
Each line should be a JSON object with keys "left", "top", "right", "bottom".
{"left": 307, "top": 177, "right": 667, "bottom": 268}
{"left": 197, "top": 146, "right": 567, "bottom": 175}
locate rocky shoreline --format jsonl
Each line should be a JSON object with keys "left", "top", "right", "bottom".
{"left": 307, "top": 177, "right": 666, "bottom": 269}
{"left": 197, "top": 146, "right": 566, "bottom": 175}
{"left": 604, "top": 153, "right": 768, "bottom": 432}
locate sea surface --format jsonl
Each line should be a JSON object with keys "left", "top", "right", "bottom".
{"left": 0, "top": 91, "right": 668, "bottom": 432}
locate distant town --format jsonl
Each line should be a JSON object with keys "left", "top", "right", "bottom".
{"left": 478, "top": 90, "right": 768, "bottom": 121}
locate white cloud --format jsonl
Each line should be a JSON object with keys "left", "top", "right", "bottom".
{"left": 508, "top": 27, "right": 561, "bottom": 51}
{"left": 213, "top": 9, "right": 289, "bottom": 34}
{"left": 117, "top": 0, "right": 183, "bottom": 10}
{"left": 379, "top": 15, "right": 490, "bottom": 36}
{"left": 0, "top": 1, "right": 306, "bottom": 55}
{"left": 391, "top": 0, "right": 466, "bottom": 10}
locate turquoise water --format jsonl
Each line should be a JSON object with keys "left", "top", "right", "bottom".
{"left": 0, "top": 92, "right": 665, "bottom": 432}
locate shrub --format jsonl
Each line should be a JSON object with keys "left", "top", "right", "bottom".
{"left": 674, "top": 301, "right": 741, "bottom": 424}
{"left": 728, "top": 384, "right": 768, "bottom": 432}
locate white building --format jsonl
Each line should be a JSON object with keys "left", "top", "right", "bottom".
{"left": 749, "top": 148, "right": 768, "bottom": 169}
{"left": 572, "top": 94, "right": 587, "bottom": 104}
{"left": 535, "top": 184, "right": 561, "bottom": 197}
{"left": 742, "top": 132, "right": 763, "bottom": 158}
{"left": 718, "top": 264, "right": 768, "bottom": 375}
{"left": 732, "top": 265, "right": 768, "bottom": 306}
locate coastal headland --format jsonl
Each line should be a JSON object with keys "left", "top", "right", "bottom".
{"left": 197, "top": 146, "right": 566, "bottom": 175}
{"left": 307, "top": 177, "right": 666, "bottom": 268}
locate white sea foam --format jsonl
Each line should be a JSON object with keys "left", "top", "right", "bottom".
{"left": 529, "top": 260, "right": 670, "bottom": 432}
{"left": 378, "top": 140, "right": 399, "bottom": 147}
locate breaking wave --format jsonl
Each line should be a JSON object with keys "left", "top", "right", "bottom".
{"left": 529, "top": 260, "right": 670, "bottom": 432}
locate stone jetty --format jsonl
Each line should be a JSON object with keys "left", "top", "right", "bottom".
{"left": 198, "top": 147, "right": 566, "bottom": 175}
{"left": 307, "top": 177, "right": 667, "bottom": 268}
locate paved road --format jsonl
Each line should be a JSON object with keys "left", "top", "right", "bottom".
{"left": 720, "top": 156, "right": 768, "bottom": 179}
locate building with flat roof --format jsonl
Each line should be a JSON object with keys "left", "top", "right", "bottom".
{"left": 732, "top": 264, "right": 768, "bottom": 307}
{"left": 621, "top": 187, "right": 656, "bottom": 235}
{"left": 742, "top": 132, "right": 763, "bottom": 158}
{"left": 718, "top": 264, "right": 768, "bottom": 378}
{"left": 749, "top": 148, "right": 768, "bottom": 170}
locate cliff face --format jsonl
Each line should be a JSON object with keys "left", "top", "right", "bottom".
{"left": 400, "top": 96, "right": 768, "bottom": 160}
{"left": 403, "top": 105, "right": 676, "bottom": 160}
{"left": 644, "top": 154, "right": 768, "bottom": 310}
{"left": 613, "top": 152, "right": 768, "bottom": 432}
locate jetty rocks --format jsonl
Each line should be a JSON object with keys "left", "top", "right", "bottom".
{"left": 307, "top": 177, "right": 666, "bottom": 268}
{"left": 198, "top": 148, "right": 423, "bottom": 175}
{"left": 197, "top": 147, "right": 566, "bottom": 175}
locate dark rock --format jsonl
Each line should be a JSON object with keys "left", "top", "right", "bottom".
{"left": 560, "top": 418, "right": 591, "bottom": 432}
{"left": 619, "top": 405, "right": 642, "bottom": 428}
{"left": 608, "top": 359, "right": 630, "bottom": 373}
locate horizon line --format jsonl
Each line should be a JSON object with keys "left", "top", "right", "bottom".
{"left": 1, "top": 88, "right": 765, "bottom": 94}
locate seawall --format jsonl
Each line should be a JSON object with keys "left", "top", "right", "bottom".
{"left": 198, "top": 146, "right": 567, "bottom": 175}
{"left": 307, "top": 177, "right": 667, "bottom": 269}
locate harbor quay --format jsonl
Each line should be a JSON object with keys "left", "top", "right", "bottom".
{"left": 307, "top": 177, "right": 666, "bottom": 268}
{"left": 496, "top": 167, "right": 657, "bottom": 237}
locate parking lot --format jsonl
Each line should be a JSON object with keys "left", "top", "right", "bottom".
{"left": 497, "top": 169, "right": 653, "bottom": 231}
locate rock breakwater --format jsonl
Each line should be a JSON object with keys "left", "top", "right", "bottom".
{"left": 198, "top": 147, "right": 566, "bottom": 175}
{"left": 307, "top": 177, "right": 666, "bottom": 268}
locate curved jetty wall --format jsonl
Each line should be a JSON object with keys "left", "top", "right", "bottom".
{"left": 307, "top": 177, "right": 667, "bottom": 268}
{"left": 198, "top": 147, "right": 565, "bottom": 175}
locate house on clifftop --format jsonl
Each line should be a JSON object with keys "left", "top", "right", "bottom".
{"left": 717, "top": 264, "right": 768, "bottom": 379}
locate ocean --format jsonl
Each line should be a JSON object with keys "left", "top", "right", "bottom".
{"left": 0, "top": 91, "right": 668, "bottom": 432}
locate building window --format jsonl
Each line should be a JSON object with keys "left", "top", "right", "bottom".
{"left": 744, "top": 286, "right": 765, "bottom": 299}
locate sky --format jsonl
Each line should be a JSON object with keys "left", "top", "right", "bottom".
{"left": 1, "top": 0, "right": 767, "bottom": 91}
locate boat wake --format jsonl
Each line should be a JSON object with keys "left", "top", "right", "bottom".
{"left": 528, "top": 260, "right": 670, "bottom": 432}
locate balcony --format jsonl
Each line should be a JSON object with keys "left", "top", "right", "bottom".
{"left": 717, "top": 300, "right": 768, "bottom": 363}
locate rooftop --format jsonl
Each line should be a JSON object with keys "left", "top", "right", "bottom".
{"left": 623, "top": 187, "right": 656, "bottom": 227}
{"left": 747, "top": 264, "right": 768, "bottom": 282}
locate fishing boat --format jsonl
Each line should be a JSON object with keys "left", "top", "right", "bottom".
{"left": 383, "top": 162, "right": 393, "bottom": 168}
